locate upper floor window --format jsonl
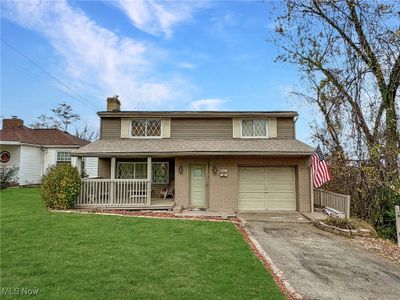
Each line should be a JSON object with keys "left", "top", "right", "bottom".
{"left": 130, "top": 119, "right": 161, "bottom": 138}
{"left": 241, "top": 119, "right": 268, "bottom": 138}
{"left": 56, "top": 151, "right": 71, "bottom": 164}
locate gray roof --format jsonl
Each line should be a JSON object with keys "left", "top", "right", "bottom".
{"left": 72, "top": 138, "right": 314, "bottom": 157}
{"left": 98, "top": 111, "right": 298, "bottom": 118}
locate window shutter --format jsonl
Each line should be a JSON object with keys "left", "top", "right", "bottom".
{"left": 232, "top": 118, "right": 241, "bottom": 138}
{"left": 161, "top": 119, "right": 171, "bottom": 138}
{"left": 268, "top": 118, "right": 277, "bottom": 138}
{"left": 121, "top": 118, "right": 130, "bottom": 138}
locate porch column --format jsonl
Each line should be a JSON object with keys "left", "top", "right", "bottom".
{"left": 147, "top": 157, "right": 152, "bottom": 205}
{"left": 110, "top": 157, "right": 116, "bottom": 205}
{"left": 75, "top": 157, "right": 82, "bottom": 175}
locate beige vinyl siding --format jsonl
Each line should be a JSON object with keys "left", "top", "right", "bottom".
{"left": 277, "top": 117, "right": 295, "bottom": 139}
{"left": 100, "top": 118, "right": 121, "bottom": 140}
{"left": 98, "top": 158, "right": 111, "bottom": 178}
{"left": 100, "top": 116, "right": 295, "bottom": 140}
{"left": 171, "top": 118, "right": 232, "bottom": 139}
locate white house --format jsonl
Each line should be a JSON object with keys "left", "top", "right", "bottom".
{"left": 0, "top": 117, "right": 98, "bottom": 185}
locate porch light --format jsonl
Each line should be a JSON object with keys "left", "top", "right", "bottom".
{"left": 179, "top": 165, "right": 183, "bottom": 174}
{"left": 212, "top": 166, "right": 217, "bottom": 174}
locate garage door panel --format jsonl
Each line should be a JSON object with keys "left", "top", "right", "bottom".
{"left": 239, "top": 167, "right": 296, "bottom": 211}
{"left": 239, "top": 192, "right": 265, "bottom": 210}
{"left": 267, "top": 192, "right": 296, "bottom": 211}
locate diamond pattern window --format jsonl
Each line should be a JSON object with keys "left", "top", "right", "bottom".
{"left": 56, "top": 151, "right": 71, "bottom": 164}
{"left": 241, "top": 119, "right": 268, "bottom": 137}
{"left": 131, "top": 120, "right": 161, "bottom": 137}
{"left": 152, "top": 162, "right": 169, "bottom": 184}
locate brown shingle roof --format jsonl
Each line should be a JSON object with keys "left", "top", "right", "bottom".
{"left": 0, "top": 126, "right": 89, "bottom": 146}
{"left": 72, "top": 138, "right": 314, "bottom": 157}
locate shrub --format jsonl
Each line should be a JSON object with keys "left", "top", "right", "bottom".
{"left": 0, "top": 166, "right": 18, "bottom": 189}
{"left": 324, "top": 217, "right": 376, "bottom": 235}
{"left": 41, "top": 164, "right": 81, "bottom": 209}
{"left": 371, "top": 183, "right": 400, "bottom": 241}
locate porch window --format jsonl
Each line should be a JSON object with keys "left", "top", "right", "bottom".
{"left": 56, "top": 151, "right": 71, "bottom": 164}
{"left": 241, "top": 119, "right": 268, "bottom": 138}
{"left": 130, "top": 119, "right": 161, "bottom": 137}
{"left": 152, "top": 162, "right": 169, "bottom": 184}
{"left": 117, "top": 162, "right": 147, "bottom": 179}
{"left": 117, "top": 162, "right": 169, "bottom": 184}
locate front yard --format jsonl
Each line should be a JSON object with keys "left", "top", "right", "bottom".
{"left": 0, "top": 188, "right": 283, "bottom": 299}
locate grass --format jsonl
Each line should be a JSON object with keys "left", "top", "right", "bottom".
{"left": 0, "top": 188, "right": 284, "bottom": 300}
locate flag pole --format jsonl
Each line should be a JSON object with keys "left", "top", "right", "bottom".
{"left": 310, "top": 161, "right": 314, "bottom": 213}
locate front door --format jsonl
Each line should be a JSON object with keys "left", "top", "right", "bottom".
{"left": 190, "top": 164, "right": 207, "bottom": 208}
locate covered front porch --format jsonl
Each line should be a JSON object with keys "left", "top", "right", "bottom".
{"left": 75, "top": 156, "right": 175, "bottom": 210}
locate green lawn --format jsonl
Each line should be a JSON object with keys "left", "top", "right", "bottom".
{"left": 0, "top": 188, "right": 284, "bottom": 299}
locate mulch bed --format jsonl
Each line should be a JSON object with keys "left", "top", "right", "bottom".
{"left": 69, "top": 209, "right": 241, "bottom": 222}
{"left": 352, "top": 236, "right": 400, "bottom": 265}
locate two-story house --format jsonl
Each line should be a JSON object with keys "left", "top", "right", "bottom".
{"left": 72, "top": 97, "right": 315, "bottom": 213}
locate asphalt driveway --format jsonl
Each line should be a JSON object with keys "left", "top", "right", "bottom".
{"left": 244, "top": 218, "right": 400, "bottom": 300}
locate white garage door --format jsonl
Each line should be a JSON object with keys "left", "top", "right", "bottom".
{"left": 239, "top": 167, "right": 296, "bottom": 211}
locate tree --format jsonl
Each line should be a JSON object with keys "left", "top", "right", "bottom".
{"left": 273, "top": 0, "right": 399, "bottom": 177}
{"left": 30, "top": 103, "right": 98, "bottom": 141}
{"left": 30, "top": 114, "right": 61, "bottom": 129}
{"left": 51, "top": 102, "right": 80, "bottom": 131}
{"left": 272, "top": 0, "right": 400, "bottom": 234}
{"left": 74, "top": 124, "right": 99, "bottom": 142}
{"left": 31, "top": 103, "right": 79, "bottom": 131}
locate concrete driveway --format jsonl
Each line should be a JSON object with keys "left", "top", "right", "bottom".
{"left": 243, "top": 216, "right": 400, "bottom": 300}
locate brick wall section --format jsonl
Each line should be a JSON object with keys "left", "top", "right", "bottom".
{"left": 175, "top": 156, "right": 312, "bottom": 212}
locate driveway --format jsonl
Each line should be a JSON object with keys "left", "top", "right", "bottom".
{"left": 243, "top": 217, "right": 400, "bottom": 300}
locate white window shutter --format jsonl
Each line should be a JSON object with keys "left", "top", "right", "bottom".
{"left": 161, "top": 119, "right": 171, "bottom": 138}
{"left": 268, "top": 118, "right": 277, "bottom": 138}
{"left": 232, "top": 118, "right": 241, "bottom": 138}
{"left": 121, "top": 118, "right": 130, "bottom": 138}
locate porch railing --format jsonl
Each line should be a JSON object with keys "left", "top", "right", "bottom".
{"left": 314, "top": 189, "right": 351, "bottom": 218}
{"left": 76, "top": 179, "right": 151, "bottom": 208}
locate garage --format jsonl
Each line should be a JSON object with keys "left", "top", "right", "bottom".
{"left": 238, "top": 167, "right": 296, "bottom": 211}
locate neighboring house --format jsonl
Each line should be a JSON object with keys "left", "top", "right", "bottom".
{"left": 72, "top": 97, "right": 315, "bottom": 213}
{"left": 0, "top": 117, "right": 98, "bottom": 185}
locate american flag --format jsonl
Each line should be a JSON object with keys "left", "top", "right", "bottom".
{"left": 312, "top": 146, "right": 332, "bottom": 188}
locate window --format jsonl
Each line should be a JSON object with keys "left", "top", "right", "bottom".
{"left": 241, "top": 119, "right": 268, "bottom": 138}
{"left": 152, "top": 162, "right": 169, "bottom": 184}
{"left": 117, "top": 162, "right": 147, "bottom": 179}
{"left": 130, "top": 119, "right": 161, "bottom": 137}
{"left": 56, "top": 151, "right": 71, "bottom": 164}
{"left": 117, "top": 162, "right": 169, "bottom": 184}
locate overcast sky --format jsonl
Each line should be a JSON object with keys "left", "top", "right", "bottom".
{"left": 1, "top": 0, "right": 315, "bottom": 143}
